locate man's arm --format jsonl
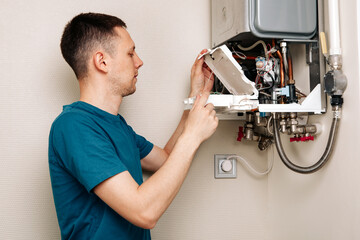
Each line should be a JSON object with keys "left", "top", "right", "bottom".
{"left": 94, "top": 92, "right": 218, "bottom": 229}
{"left": 140, "top": 111, "right": 189, "bottom": 172}
{"left": 141, "top": 49, "right": 214, "bottom": 172}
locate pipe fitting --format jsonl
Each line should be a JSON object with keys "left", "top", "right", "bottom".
{"left": 328, "top": 54, "right": 342, "bottom": 70}
{"left": 332, "top": 105, "right": 342, "bottom": 119}
{"left": 255, "top": 112, "right": 267, "bottom": 127}
{"left": 244, "top": 123, "right": 254, "bottom": 141}
{"left": 258, "top": 137, "right": 272, "bottom": 151}
{"left": 324, "top": 69, "right": 347, "bottom": 96}
{"left": 272, "top": 112, "right": 340, "bottom": 174}
{"left": 279, "top": 119, "right": 287, "bottom": 133}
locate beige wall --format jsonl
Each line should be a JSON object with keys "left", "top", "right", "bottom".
{"left": 0, "top": 0, "right": 358, "bottom": 239}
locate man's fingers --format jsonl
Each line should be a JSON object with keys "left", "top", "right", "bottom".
{"left": 205, "top": 103, "right": 215, "bottom": 111}
{"left": 202, "top": 62, "right": 211, "bottom": 71}
{"left": 194, "top": 49, "right": 209, "bottom": 69}
{"left": 192, "top": 55, "right": 204, "bottom": 77}
{"left": 194, "top": 92, "right": 210, "bottom": 109}
{"left": 210, "top": 109, "right": 216, "bottom": 118}
{"left": 195, "top": 57, "right": 204, "bottom": 72}
{"left": 202, "top": 65, "right": 215, "bottom": 93}
{"left": 197, "top": 49, "right": 208, "bottom": 60}
{"left": 203, "top": 66, "right": 212, "bottom": 76}
{"left": 192, "top": 49, "right": 210, "bottom": 77}
{"left": 200, "top": 49, "right": 208, "bottom": 54}
{"left": 195, "top": 49, "right": 208, "bottom": 62}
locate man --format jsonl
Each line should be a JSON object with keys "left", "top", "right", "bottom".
{"left": 49, "top": 12, "right": 218, "bottom": 239}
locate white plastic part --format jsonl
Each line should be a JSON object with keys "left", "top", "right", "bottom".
{"left": 258, "top": 84, "right": 325, "bottom": 114}
{"left": 328, "top": 0, "right": 341, "bottom": 55}
{"left": 201, "top": 45, "right": 258, "bottom": 96}
{"left": 184, "top": 84, "right": 324, "bottom": 114}
{"left": 221, "top": 159, "right": 233, "bottom": 172}
{"left": 184, "top": 94, "right": 259, "bottom": 112}
{"left": 214, "top": 154, "right": 237, "bottom": 179}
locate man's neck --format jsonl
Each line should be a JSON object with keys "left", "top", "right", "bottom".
{"left": 79, "top": 79, "right": 122, "bottom": 116}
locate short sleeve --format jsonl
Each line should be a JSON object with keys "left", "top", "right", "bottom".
{"left": 135, "top": 134, "right": 154, "bottom": 159}
{"left": 51, "top": 113, "right": 127, "bottom": 192}
{"left": 120, "top": 119, "right": 154, "bottom": 159}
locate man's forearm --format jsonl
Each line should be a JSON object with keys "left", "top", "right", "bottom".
{"left": 140, "top": 110, "right": 190, "bottom": 172}
{"left": 137, "top": 133, "right": 199, "bottom": 226}
{"left": 163, "top": 110, "right": 189, "bottom": 155}
{"left": 137, "top": 93, "right": 217, "bottom": 226}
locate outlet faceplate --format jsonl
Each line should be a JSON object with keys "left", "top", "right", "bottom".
{"left": 214, "top": 154, "right": 237, "bottom": 179}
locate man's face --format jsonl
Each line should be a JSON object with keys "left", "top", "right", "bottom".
{"left": 107, "top": 27, "right": 143, "bottom": 97}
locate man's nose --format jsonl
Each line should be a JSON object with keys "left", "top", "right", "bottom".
{"left": 134, "top": 53, "right": 143, "bottom": 69}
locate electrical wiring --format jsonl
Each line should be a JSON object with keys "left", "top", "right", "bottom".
{"left": 205, "top": 71, "right": 217, "bottom": 93}
{"left": 259, "top": 92, "right": 272, "bottom": 97}
{"left": 206, "top": 71, "right": 214, "bottom": 83}
{"left": 267, "top": 43, "right": 272, "bottom": 52}
{"left": 296, "top": 88, "right": 307, "bottom": 98}
{"left": 226, "top": 147, "right": 274, "bottom": 176}
{"left": 258, "top": 72, "right": 275, "bottom": 91}
{"left": 231, "top": 48, "right": 247, "bottom": 60}
{"left": 256, "top": 56, "right": 276, "bottom": 77}
{"left": 255, "top": 75, "right": 261, "bottom": 85}
{"left": 266, "top": 115, "right": 274, "bottom": 135}
{"left": 237, "top": 40, "right": 269, "bottom": 61}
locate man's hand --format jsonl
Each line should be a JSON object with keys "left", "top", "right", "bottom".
{"left": 189, "top": 49, "right": 214, "bottom": 98}
{"left": 183, "top": 92, "right": 218, "bottom": 145}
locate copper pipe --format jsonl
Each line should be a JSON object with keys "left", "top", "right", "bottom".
{"left": 287, "top": 54, "right": 295, "bottom": 84}
{"left": 276, "top": 50, "right": 285, "bottom": 88}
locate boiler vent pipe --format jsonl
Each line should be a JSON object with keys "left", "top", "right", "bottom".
{"left": 328, "top": 0, "right": 341, "bottom": 55}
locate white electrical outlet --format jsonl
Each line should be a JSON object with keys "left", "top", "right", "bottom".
{"left": 214, "top": 154, "right": 237, "bottom": 179}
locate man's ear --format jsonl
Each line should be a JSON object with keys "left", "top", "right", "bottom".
{"left": 93, "top": 51, "right": 109, "bottom": 73}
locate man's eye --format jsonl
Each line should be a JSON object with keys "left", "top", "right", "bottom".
{"left": 129, "top": 53, "right": 134, "bottom": 57}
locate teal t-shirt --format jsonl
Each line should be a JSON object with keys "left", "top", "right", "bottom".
{"left": 48, "top": 101, "right": 153, "bottom": 240}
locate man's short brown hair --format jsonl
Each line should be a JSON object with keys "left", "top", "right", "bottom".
{"left": 60, "top": 13, "right": 127, "bottom": 79}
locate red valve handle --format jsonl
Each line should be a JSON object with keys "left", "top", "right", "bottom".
{"left": 237, "top": 127, "right": 244, "bottom": 142}
{"left": 301, "top": 135, "right": 314, "bottom": 142}
{"left": 290, "top": 135, "right": 314, "bottom": 142}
